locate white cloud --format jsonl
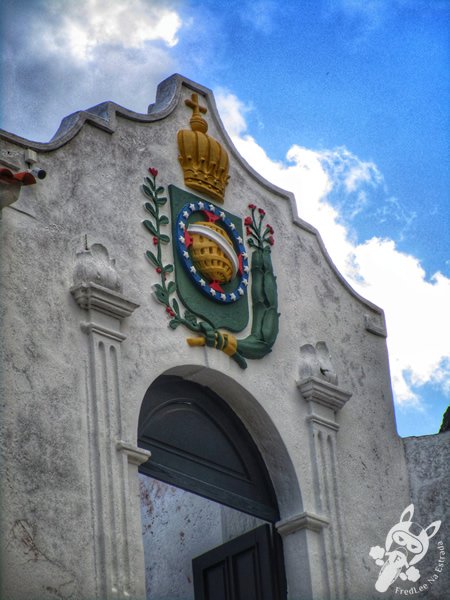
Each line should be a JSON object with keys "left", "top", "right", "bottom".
{"left": 1, "top": 0, "right": 183, "bottom": 141}
{"left": 216, "top": 90, "right": 450, "bottom": 409}
{"left": 352, "top": 239, "right": 450, "bottom": 405}
{"left": 214, "top": 90, "right": 250, "bottom": 137}
{"left": 49, "top": 0, "right": 182, "bottom": 60}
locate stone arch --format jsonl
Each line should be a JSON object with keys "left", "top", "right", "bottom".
{"left": 136, "top": 365, "right": 308, "bottom": 598}
{"left": 137, "top": 364, "right": 303, "bottom": 523}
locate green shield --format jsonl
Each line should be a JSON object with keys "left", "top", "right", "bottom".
{"left": 169, "top": 185, "right": 249, "bottom": 332}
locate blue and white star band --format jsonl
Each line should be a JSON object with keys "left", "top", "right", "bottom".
{"left": 176, "top": 201, "right": 249, "bottom": 304}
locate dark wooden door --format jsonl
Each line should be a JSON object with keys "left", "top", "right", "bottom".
{"left": 192, "top": 524, "right": 285, "bottom": 600}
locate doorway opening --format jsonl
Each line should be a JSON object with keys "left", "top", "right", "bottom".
{"left": 138, "top": 374, "right": 287, "bottom": 599}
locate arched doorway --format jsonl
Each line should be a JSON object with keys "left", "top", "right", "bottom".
{"left": 138, "top": 374, "right": 287, "bottom": 599}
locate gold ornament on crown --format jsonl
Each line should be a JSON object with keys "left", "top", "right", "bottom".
{"left": 188, "top": 221, "right": 238, "bottom": 284}
{"left": 177, "top": 93, "right": 230, "bottom": 203}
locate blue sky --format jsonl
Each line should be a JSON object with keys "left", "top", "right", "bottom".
{"left": 1, "top": 0, "right": 449, "bottom": 436}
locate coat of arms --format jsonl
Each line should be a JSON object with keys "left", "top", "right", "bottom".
{"left": 140, "top": 94, "right": 279, "bottom": 368}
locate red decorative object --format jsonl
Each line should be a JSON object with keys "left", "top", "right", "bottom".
{"left": 209, "top": 281, "right": 225, "bottom": 293}
{"left": 245, "top": 203, "right": 275, "bottom": 250}
{"left": 238, "top": 253, "right": 244, "bottom": 276}
{"left": 148, "top": 167, "right": 158, "bottom": 177}
{"left": 202, "top": 209, "right": 221, "bottom": 223}
{"left": 0, "top": 168, "right": 36, "bottom": 186}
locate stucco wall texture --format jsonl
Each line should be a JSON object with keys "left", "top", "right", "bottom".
{"left": 0, "top": 74, "right": 447, "bottom": 600}
{"left": 402, "top": 432, "right": 449, "bottom": 599}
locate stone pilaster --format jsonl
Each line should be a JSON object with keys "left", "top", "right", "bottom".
{"left": 276, "top": 510, "right": 330, "bottom": 600}
{"left": 71, "top": 244, "right": 147, "bottom": 599}
{"left": 297, "top": 375, "right": 352, "bottom": 600}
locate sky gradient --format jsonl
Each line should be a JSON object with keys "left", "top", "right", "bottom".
{"left": 1, "top": 0, "right": 449, "bottom": 436}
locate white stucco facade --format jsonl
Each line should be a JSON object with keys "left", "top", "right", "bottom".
{"left": 0, "top": 75, "right": 447, "bottom": 600}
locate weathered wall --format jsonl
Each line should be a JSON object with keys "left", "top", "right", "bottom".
{"left": 401, "top": 432, "right": 449, "bottom": 599}
{"left": 0, "top": 74, "right": 413, "bottom": 600}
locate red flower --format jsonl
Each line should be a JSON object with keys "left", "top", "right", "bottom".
{"left": 148, "top": 167, "right": 158, "bottom": 177}
{"left": 153, "top": 237, "right": 158, "bottom": 245}
{"left": 156, "top": 267, "right": 162, "bottom": 273}
{"left": 166, "top": 306, "right": 175, "bottom": 317}
{"left": 246, "top": 227, "right": 252, "bottom": 236}
{"left": 266, "top": 224, "right": 274, "bottom": 234}
{"left": 258, "top": 208, "right": 266, "bottom": 216}
{"left": 268, "top": 235, "right": 274, "bottom": 245}
{"left": 248, "top": 203, "right": 256, "bottom": 210}
{"left": 244, "top": 216, "right": 253, "bottom": 226}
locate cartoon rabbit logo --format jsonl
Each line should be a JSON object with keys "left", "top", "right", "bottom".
{"left": 369, "top": 504, "right": 441, "bottom": 593}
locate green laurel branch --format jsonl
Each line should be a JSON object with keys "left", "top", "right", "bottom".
{"left": 143, "top": 169, "right": 216, "bottom": 336}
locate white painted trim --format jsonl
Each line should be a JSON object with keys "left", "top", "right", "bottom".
{"left": 276, "top": 511, "right": 329, "bottom": 536}
{"left": 81, "top": 321, "right": 127, "bottom": 342}
{"left": 73, "top": 278, "right": 143, "bottom": 598}
{"left": 71, "top": 282, "right": 139, "bottom": 320}
{"left": 297, "top": 376, "right": 352, "bottom": 411}
{"left": 306, "top": 414, "right": 340, "bottom": 432}
{"left": 365, "top": 314, "right": 387, "bottom": 337}
{"left": 116, "top": 441, "right": 151, "bottom": 466}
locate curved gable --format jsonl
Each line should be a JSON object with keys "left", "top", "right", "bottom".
{"left": 0, "top": 73, "right": 386, "bottom": 320}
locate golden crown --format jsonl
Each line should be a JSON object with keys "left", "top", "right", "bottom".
{"left": 177, "top": 93, "right": 230, "bottom": 203}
